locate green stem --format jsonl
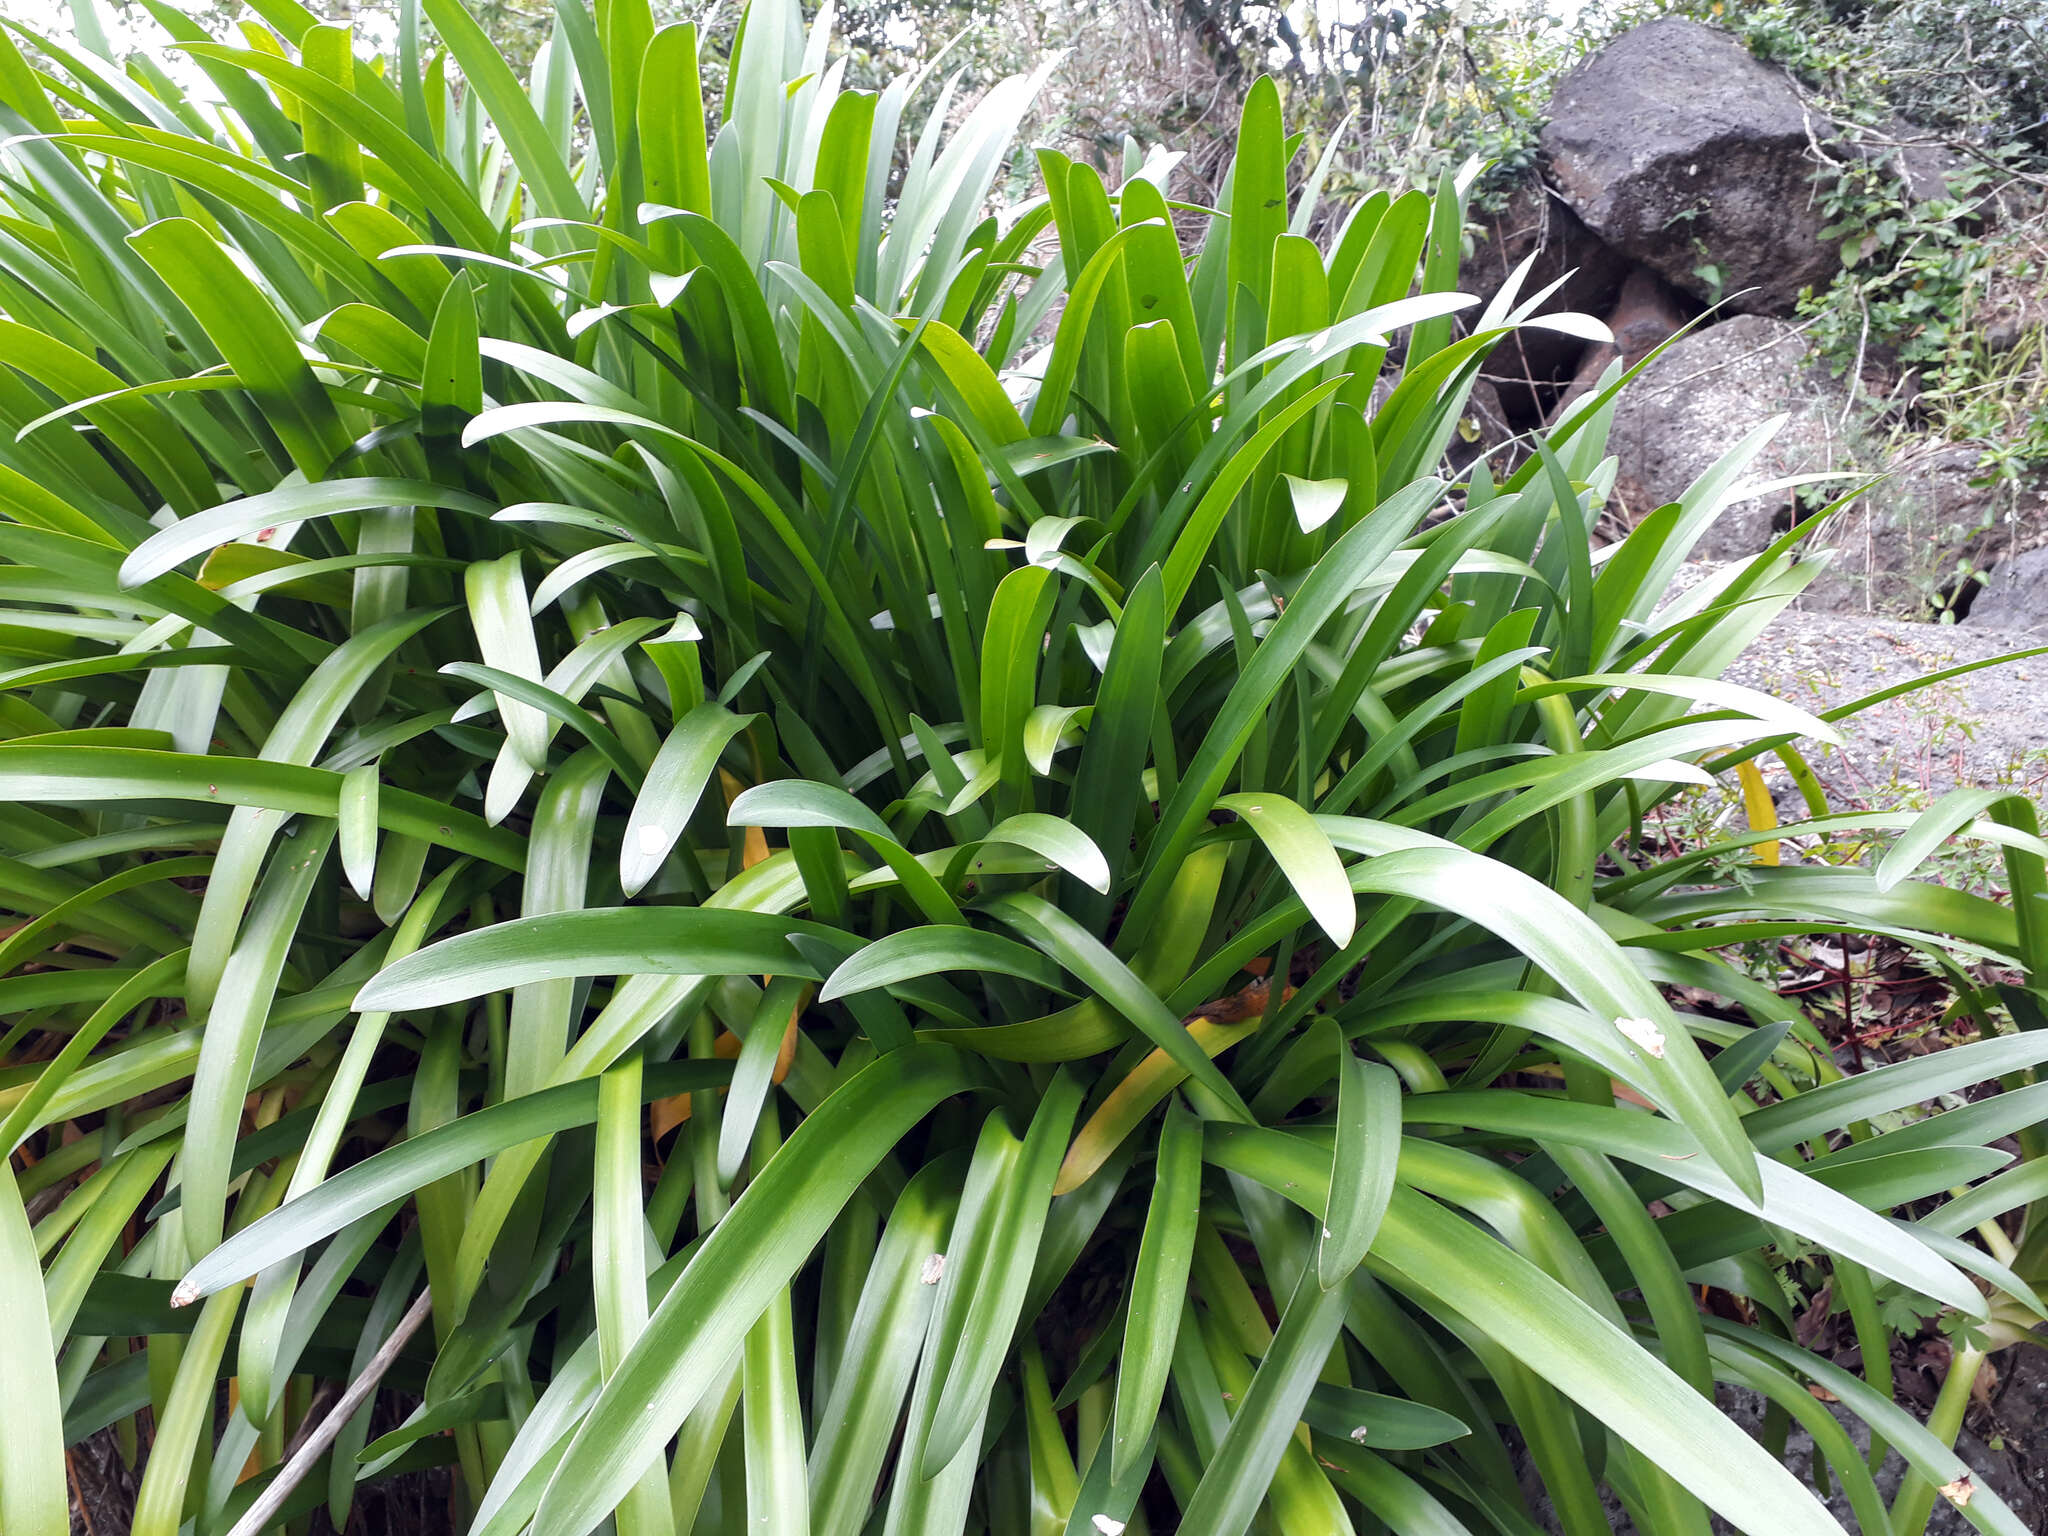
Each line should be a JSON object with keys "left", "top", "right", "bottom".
{"left": 597, "top": 1055, "right": 674, "bottom": 1536}
{"left": 1890, "top": 1341, "right": 1987, "bottom": 1536}
{"left": 1832, "top": 1259, "right": 1894, "bottom": 1474}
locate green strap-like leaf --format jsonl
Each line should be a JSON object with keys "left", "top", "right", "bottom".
{"left": 984, "top": 891, "right": 1253, "bottom": 1121}
{"left": 808, "top": 1159, "right": 960, "bottom": 1536}
{"left": 0, "top": 1162, "right": 65, "bottom": 1536}
{"left": 531, "top": 1045, "right": 982, "bottom": 1536}
{"left": 175, "top": 1059, "right": 730, "bottom": 1303}
{"left": 1110, "top": 1098, "right": 1200, "bottom": 1483}
{"left": 128, "top": 217, "right": 351, "bottom": 478}
{"left": 820, "top": 925, "right": 1071, "bottom": 1001}
{"left": 921, "top": 1070, "right": 1083, "bottom": 1475}
{"left": 1220, "top": 790, "right": 1355, "bottom": 947}
{"left": 1319, "top": 1050, "right": 1399, "bottom": 1289}
{"left": 1174, "top": 1260, "right": 1353, "bottom": 1536}
{"left": 621, "top": 703, "right": 755, "bottom": 895}
{"left": 121, "top": 479, "right": 494, "bottom": 588}
{"left": 354, "top": 907, "right": 828, "bottom": 1011}
{"left": 1390, "top": 1188, "right": 1849, "bottom": 1536}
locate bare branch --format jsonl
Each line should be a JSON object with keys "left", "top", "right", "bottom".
{"left": 221, "top": 1288, "right": 434, "bottom": 1536}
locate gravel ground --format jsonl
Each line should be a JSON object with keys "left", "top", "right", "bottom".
{"left": 1721, "top": 610, "right": 2048, "bottom": 805}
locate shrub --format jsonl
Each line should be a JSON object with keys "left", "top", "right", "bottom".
{"left": 0, "top": 4, "right": 2044, "bottom": 1536}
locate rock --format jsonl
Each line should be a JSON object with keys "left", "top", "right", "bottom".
{"left": 1983, "top": 300, "right": 2046, "bottom": 356}
{"left": 1722, "top": 609, "right": 2048, "bottom": 800}
{"left": 1969, "top": 546, "right": 2048, "bottom": 635}
{"left": 1797, "top": 446, "right": 2007, "bottom": 619}
{"left": 1979, "top": 266, "right": 2048, "bottom": 354}
{"left": 1549, "top": 265, "right": 1691, "bottom": 423}
{"left": 1540, "top": 18, "right": 1835, "bottom": 314}
{"left": 1606, "top": 315, "right": 1846, "bottom": 559}
{"left": 1462, "top": 179, "right": 1633, "bottom": 418}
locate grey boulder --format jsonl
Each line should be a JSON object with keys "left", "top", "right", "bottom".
{"left": 1797, "top": 446, "right": 2011, "bottom": 619}
{"left": 1968, "top": 545, "right": 2048, "bottom": 636}
{"left": 1540, "top": 17, "right": 1835, "bottom": 314}
{"left": 1460, "top": 180, "right": 1633, "bottom": 412}
{"left": 1605, "top": 314, "right": 1845, "bottom": 560}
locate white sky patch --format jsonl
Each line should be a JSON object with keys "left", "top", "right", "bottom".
{"left": 3, "top": 0, "right": 398, "bottom": 98}
{"left": 9, "top": 0, "right": 1599, "bottom": 82}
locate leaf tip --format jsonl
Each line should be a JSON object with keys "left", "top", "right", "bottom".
{"left": 115, "top": 548, "right": 158, "bottom": 591}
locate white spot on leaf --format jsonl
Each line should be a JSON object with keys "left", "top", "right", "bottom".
{"left": 1091, "top": 1518, "right": 1125, "bottom": 1536}
{"left": 1940, "top": 1475, "right": 1974, "bottom": 1508}
{"left": 919, "top": 1253, "right": 945, "bottom": 1285}
{"left": 1615, "top": 1015, "right": 1666, "bottom": 1059}
{"left": 1350, "top": 1426, "right": 1369, "bottom": 1443}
